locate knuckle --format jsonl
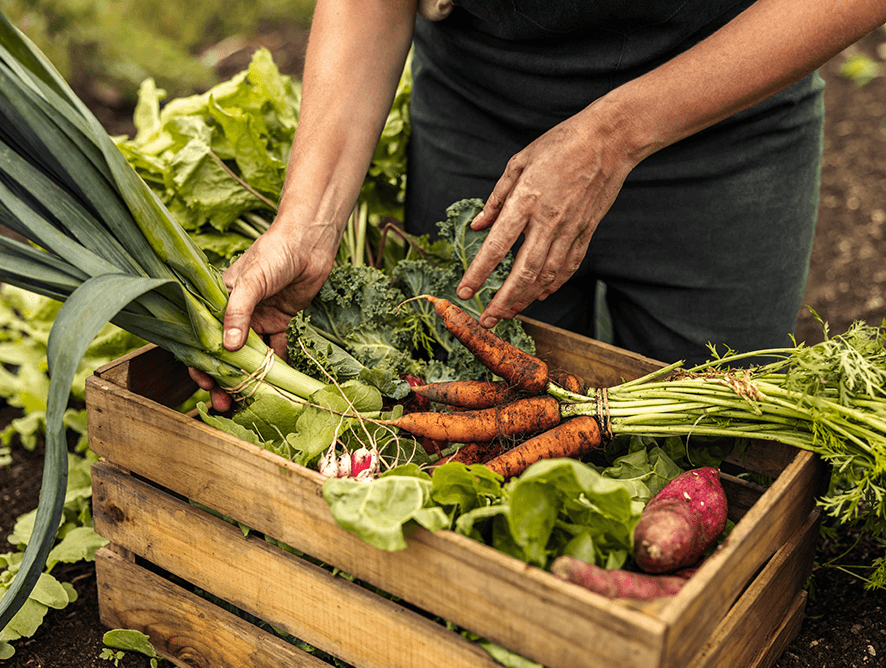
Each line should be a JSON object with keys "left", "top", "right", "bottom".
{"left": 513, "top": 264, "right": 542, "bottom": 285}
{"left": 537, "top": 267, "right": 559, "bottom": 286}
{"left": 481, "top": 236, "right": 514, "bottom": 260}
{"left": 504, "top": 153, "right": 527, "bottom": 176}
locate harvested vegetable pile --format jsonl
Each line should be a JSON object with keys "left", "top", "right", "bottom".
{"left": 322, "top": 297, "right": 886, "bottom": 591}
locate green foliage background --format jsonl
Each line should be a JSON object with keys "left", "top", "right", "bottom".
{"left": 4, "top": 0, "right": 315, "bottom": 102}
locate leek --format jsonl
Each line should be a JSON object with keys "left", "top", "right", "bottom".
{"left": 0, "top": 11, "right": 324, "bottom": 628}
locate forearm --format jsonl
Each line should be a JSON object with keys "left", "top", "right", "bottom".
{"left": 599, "top": 0, "right": 886, "bottom": 163}
{"left": 274, "top": 0, "right": 415, "bottom": 243}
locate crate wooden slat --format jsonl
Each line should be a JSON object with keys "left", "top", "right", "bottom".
{"left": 687, "top": 508, "right": 819, "bottom": 668}
{"left": 96, "top": 548, "right": 331, "bottom": 668}
{"left": 87, "top": 318, "right": 824, "bottom": 668}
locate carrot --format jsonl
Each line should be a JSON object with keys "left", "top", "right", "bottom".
{"left": 411, "top": 379, "right": 517, "bottom": 409}
{"left": 550, "top": 369, "right": 588, "bottom": 395}
{"left": 386, "top": 395, "right": 560, "bottom": 444}
{"left": 551, "top": 557, "right": 690, "bottom": 600}
{"left": 483, "top": 415, "right": 602, "bottom": 479}
{"left": 435, "top": 439, "right": 506, "bottom": 467}
{"left": 410, "top": 295, "right": 549, "bottom": 394}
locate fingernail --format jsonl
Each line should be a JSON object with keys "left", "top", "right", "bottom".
{"left": 457, "top": 286, "right": 473, "bottom": 300}
{"left": 482, "top": 316, "right": 499, "bottom": 328}
{"left": 224, "top": 327, "right": 241, "bottom": 349}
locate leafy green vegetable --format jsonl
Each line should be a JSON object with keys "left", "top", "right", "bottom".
{"left": 0, "top": 566, "right": 74, "bottom": 657}
{"left": 0, "top": 450, "right": 103, "bottom": 659}
{"left": 322, "top": 466, "right": 450, "bottom": 551}
{"left": 323, "top": 450, "right": 681, "bottom": 572}
{"left": 102, "top": 629, "right": 164, "bottom": 667}
{"left": 119, "top": 47, "right": 413, "bottom": 265}
{"left": 102, "top": 629, "right": 161, "bottom": 659}
{"left": 286, "top": 264, "right": 417, "bottom": 394}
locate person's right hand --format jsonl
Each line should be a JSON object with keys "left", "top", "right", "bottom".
{"left": 188, "top": 219, "right": 341, "bottom": 412}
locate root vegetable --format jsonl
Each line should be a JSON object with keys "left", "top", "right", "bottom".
{"left": 409, "top": 295, "right": 549, "bottom": 393}
{"left": 550, "top": 369, "right": 588, "bottom": 395}
{"left": 483, "top": 415, "right": 602, "bottom": 479}
{"left": 551, "top": 557, "right": 690, "bottom": 599}
{"left": 435, "top": 439, "right": 506, "bottom": 467}
{"left": 410, "top": 379, "right": 517, "bottom": 409}
{"left": 385, "top": 395, "right": 560, "bottom": 443}
{"left": 633, "top": 467, "right": 727, "bottom": 574}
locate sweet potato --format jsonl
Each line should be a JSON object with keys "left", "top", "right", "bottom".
{"left": 633, "top": 467, "right": 727, "bottom": 574}
{"left": 551, "top": 556, "right": 690, "bottom": 600}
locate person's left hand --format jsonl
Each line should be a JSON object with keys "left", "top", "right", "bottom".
{"left": 456, "top": 105, "right": 640, "bottom": 328}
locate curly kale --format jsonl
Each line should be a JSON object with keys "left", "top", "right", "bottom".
{"left": 285, "top": 264, "right": 430, "bottom": 398}
{"left": 286, "top": 199, "right": 537, "bottom": 392}
{"left": 391, "top": 199, "right": 536, "bottom": 380}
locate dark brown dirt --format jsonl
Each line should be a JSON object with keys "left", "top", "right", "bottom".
{"left": 2, "top": 24, "right": 886, "bottom": 668}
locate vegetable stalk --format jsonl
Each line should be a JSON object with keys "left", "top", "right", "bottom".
{"left": 0, "top": 11, "right": 326, "bottom": 629}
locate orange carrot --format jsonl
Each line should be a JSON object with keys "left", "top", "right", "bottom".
{"left": 386, "top": 396, "right": 560, "bottom": 444}
{"left": 483, "top": 415, "right": 602, "bottom": 479}
{"left": 435, "top": 439, "right": 506, "bottom": 467}
{"left": 550, "top": 369, "right": 588, "bottom": 395}
{"left": 412, "top": 295, "right": 549, "bottom": 394}
{"left": 411, "top": 380, "right": 517, "bottom": 409}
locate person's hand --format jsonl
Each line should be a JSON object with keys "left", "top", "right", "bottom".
{"left": 187, "top": 219, "right": 340, "bottom": 411}
{"left": 456, "top": 106, "right": 640, "bottom": 328}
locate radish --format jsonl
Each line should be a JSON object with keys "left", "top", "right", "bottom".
{"left": 318, "top": 444, "right": 379, "bottom": 481}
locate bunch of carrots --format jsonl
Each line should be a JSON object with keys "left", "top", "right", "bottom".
{"left": 384, "top": 295, "right": 608, "bottom": 479}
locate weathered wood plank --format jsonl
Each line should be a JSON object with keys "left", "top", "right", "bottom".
{"left": 96, "top": 547, "right": 330, "bottom": 668}
{"left": 93, "top": 467, "right": 507, "bottom": 668}
{"left": 92, "top": 343, "right": 197, "bottom": 408}
{"left": 657, "top": 449, "right": 821, "bottom": 668}
{"left": 521, "top": 317, "right": 663, "bottom": 387}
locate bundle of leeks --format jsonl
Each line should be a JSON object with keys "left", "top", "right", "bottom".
{"left": 0, "top": 12, "right": 325, "bottom": 628}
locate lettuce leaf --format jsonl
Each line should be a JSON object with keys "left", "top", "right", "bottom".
{"left": 322, "top": 450, "right": 681, "bottom": 571}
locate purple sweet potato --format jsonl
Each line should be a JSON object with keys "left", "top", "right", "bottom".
{"left": 551, "top": 556, "right": 690, "bottom": 600}
{"left": 633, "top": 467, "right": 727, "bottom": 574}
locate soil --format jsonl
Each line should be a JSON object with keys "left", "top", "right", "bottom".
{"left": 2, "top": 22, "right": 886, "bottom": 668}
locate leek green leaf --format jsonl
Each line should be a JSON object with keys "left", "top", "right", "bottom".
{"left": 0, "top": 273, "right": 172, "bottom": 630}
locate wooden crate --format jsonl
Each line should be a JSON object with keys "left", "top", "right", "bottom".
{"left": 86, "top": 318, "right": 824, "bottom": 668}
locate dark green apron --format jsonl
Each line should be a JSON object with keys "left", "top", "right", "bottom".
{"left": 405, "top": 0, "right": 824, "bottom": 364}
